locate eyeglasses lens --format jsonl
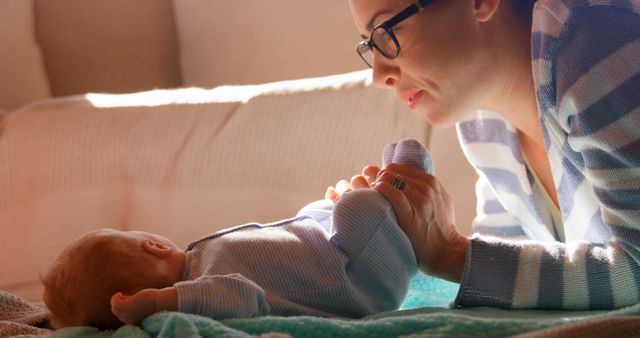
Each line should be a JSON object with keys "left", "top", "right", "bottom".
{"left": 356, "top": 42, "right": 374, "bottom": 68}
{"left": 371, "top": 27, "right": 397, "bottom": 59}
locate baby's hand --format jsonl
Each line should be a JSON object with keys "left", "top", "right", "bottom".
{"left": 111, "top": 287, "right": 177, "bottom": 325}
{"left": 325, "top": 165, "right": 380, "bottom": 202}
{"left": 111, "top": 289, "right": 158, "bottom": 325}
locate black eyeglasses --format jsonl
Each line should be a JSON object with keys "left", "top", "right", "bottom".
{"left": 356, "top": 0, "right": 434, "bottom": 68}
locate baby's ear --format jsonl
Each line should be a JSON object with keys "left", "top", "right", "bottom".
{"left": 141, "top": 238, "right": 172, "bottom": 258}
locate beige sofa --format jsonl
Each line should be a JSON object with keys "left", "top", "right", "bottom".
{"left": 0, "top": 0, "right": 478, "bottom": 302}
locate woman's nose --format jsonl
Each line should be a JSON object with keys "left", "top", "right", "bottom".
{"left": 371, "top": 57, "right": 399, "bottom": 89}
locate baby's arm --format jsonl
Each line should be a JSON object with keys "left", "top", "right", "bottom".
{"left": 111, "top": 274, "right": 268, "bottom": 323}
{"left": 110, "top": 287, "right": 178, "bottom": 325}
{"left": 174, "top": 273, "right": 269, "bottom": 319}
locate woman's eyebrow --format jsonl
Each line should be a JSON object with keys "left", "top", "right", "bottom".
{"left": 366, "top": 10, "right": 392, "bottom": 32}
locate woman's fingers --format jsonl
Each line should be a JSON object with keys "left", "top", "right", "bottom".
{"left": 362, "top": 165, "right": 380, "bottom": 185}
{"left": 350, "top": 174, "right": 370, "bottom": 189}
{"left": 373, "top": 180, "right": 414, "bottom": 231}
{"left": 325, "top": 164, "right": 416, "bottom": 204}
{"left": 375, "top": 170, "right": 419, "bottom": 191}
{"left": 335, "top": 179, "right": 352, "bottom": 195}
{"left": 380, "top": 165, "right": 464, "bottom": 281}
{"left": 326, "top": 177, "right": 359, "bottom": 202}
{"left": 384, "top": 163, "right": 434, "bottom": 181}
{"left": 325, "top": 186, "right": 340, "bottom": 202}
{"left": 326, "top": 172, "right": 373, "bottom": 202}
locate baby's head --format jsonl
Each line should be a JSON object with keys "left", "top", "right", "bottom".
{"left": 42, "top": 229, "right": 184, "bottom": 329}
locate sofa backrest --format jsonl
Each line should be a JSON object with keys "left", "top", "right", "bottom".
{"left": 0, "top": 0, "right": 366, "bottom": 109}
{"left": 172, "top": 0, "right": 365, "bottom": 88}
{"left": 33, "top": 0, "right": 182, "bottom": 97}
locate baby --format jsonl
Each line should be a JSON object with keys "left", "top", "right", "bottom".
{"left": 42, "top": 139, "right": 434, "bottom": 329}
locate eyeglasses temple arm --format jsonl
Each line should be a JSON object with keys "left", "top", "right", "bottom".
{"left": 384, "top": 0, "right": 434, "bottom": 28}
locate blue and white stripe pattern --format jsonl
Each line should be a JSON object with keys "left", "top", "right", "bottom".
{"left": 175, "top": 139, "right": 429, "bottom": 319}
{"left": 454, "top": 0, "right": 640, "bottom": 309}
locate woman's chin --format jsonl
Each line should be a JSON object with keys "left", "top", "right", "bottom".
{"left": 415, "top": 104, "right": 456, "bottom": 128}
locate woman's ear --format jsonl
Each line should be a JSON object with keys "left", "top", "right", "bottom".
{"left": 474, "top": 0, "right": 501, "bottom": 22}
{"left": 141, "top": 238, "right": 172, "bottom": 258}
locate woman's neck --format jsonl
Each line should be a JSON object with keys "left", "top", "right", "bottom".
{"left": 487, "top": 9, "right": 542, "bottom": 145}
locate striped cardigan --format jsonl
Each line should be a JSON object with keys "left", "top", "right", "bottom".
{"left": 454, "top": 0, "right": 640, "bottom": 309}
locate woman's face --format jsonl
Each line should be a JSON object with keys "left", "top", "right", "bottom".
{"left": 349, "top": 0, "right": 501, "bottom": 127}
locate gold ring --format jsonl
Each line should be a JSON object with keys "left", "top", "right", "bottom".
{"left": 392, "top": 174, "right": 406, "bottom": 190}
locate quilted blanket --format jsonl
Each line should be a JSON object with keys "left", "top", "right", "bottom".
{"left": 39, "top": 274, "right": 640, "bottom": 338}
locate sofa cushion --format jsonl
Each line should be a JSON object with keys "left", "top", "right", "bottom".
{"left": 173, "top": 0, "right": 365, "bottom": 87}
{"left": 0, "top": 0, "right": 51, "bottom": 110}
{"left": 34, "top": 0, "right": 181, "bottom": 96}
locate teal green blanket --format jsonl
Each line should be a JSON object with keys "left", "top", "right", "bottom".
{"left": 50, "top": 273, "right": 640, "bottom": 338}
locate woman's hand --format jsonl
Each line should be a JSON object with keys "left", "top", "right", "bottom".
{"left": 374, "top": 163, "right": 468, "bottom": 283}
{"left": 325, "top": 165, "right": 381, "bottom": 202}
{"left": 110, "top": 287, "right": 178, "bottom": 325}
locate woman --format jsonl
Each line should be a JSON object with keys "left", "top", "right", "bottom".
{"left": 333, "top": 0, "right": 640, "bottom": 310}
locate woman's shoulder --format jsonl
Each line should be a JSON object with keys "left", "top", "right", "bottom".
{"left": 531, "top": 0, "right": 639, "bottom": 76}
{"left": 531, "top": 0, "right": 640, "bottom": 136}
{"left": 533, "top": 0, "right": 639, "bottom": 28}
{"left": 531, "top": 0, "right": 639, "bottom": 85}
{"left": 534, "top": 0, "right": 639, "bottom": 11}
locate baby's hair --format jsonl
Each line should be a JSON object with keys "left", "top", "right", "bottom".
{"left": 42, "top": 229, "right": 172, "bottom": 329}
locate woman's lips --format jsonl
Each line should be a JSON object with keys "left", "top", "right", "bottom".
{"left": 408, "top": 91, "right": 424, "bottom": 110}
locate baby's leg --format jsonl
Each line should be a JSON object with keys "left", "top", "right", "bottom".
{"left": 296, "top": 199, "right": 334, "bottom": 234}
{"left": 329, "top": 189, "right": 417, "bottom": 312}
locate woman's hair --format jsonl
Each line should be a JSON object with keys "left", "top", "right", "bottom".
{"left": 42, "top": 230, "right": 173, "bottom": 329}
